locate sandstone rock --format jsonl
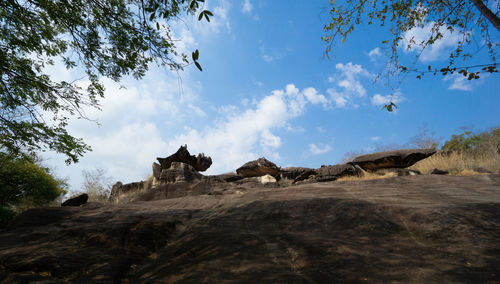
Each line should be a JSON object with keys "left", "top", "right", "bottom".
{"left": 236, "top": 157, "right": 280, "bottom": 178}
{"left": 375, "top": 168, "right": 421, "bottom": 176}
{"left": 205, "top": 172, "right": 243, "bottom": 183}
{"left": 61, "top": 194, "right": 88, "bottom": 207}
{"left": 109, "top": 181, "right": 145, "bottom": 201}
{"left": 152, "top": 162, "right": 161, "bottom": 179}
{"left": 316, "top": 164, "right": 362, "bottom": 182}
{"left": 292, "top": 169, "right": 318, "bottom": 183}
{"left": 351, "top": 149, "right": 436, "bottom": 171}
{"left": 157, "top": 145, "right": 212, "bottom": 172}
{"left": 160, "top": 162, "right": 203, "bottom": 183}
{"left": 431, "top": 168, "right": 449, "bottom": 175}
{"left": 280, "top": 167, "right": 315, "bottom": 180}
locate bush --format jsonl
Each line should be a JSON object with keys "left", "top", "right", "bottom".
{"left": 0, "top": 206, "right": 16, "bottom": 228}
{"left": 0, "top": 152, "right": 66, "bottom": 223}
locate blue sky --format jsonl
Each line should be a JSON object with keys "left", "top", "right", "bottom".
{"left": 44, "top": 0, "right": 500, "bottom": 191}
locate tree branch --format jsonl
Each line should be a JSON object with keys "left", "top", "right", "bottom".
{"left": 470, "top": 0, "right": 500, "bottom": 32}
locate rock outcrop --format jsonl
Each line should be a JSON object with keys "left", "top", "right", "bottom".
{"left": 316, "top": 164, "right": 363, "bottom": 182}
{"left": 351, "top": 148, "right": 436, "bottom": 171}
{"left": 3, "top": 174, "right": 500, "bottom": 283}
{"left": 109, "top": 181, "right": 145, "bottom": 201}
{"left": 61, "top": 193, "right": 88, "bottom": 206}
{"left": 159, "top": 162, "right": 203, "bottom": 183}
{"left": 236, "top": 157, "right": 280, "bottom": 178}
{"left": 157, "top": 145, "right": 212, "bottom": 172}
{"left": 279, "top": 167, "right": 315, "bottom": 180}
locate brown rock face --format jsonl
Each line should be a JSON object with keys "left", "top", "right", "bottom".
{"left": 316, "top": 164, "right": 362, "bottom": 182}
{"left": 157, "top": 145, "right": 212, "bottom": 172}
{"left": 351, "top": 148, "right": 436, "bottom": 171}
{"left": 109, "top": 181, "right": 145, "bottom": 201}
{"left": 159, "top": 162, "right": 203, "bottom": 183}
{"left": 279, "top": 167, "right": 315, "bottom": 180}
{"left": 236, "top": 157, "right": 280, "bottom": 178}
{"left": 2, "top": 175, "right": 499, "bottom": 283}
{"left": 61, "top": 194, "right": 88, "bottom": 206}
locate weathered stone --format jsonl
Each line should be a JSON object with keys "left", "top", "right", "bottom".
{"left": 157, "top": 145, "right": 212, "bottom": 172}
{"left": 109, "top": 181, "right": 145, "bottom": 201}
{"left": 61, "top": 194, "right": 88, "bottom": 207}
{"left": 204, "top": 172, "right": 243, "bottom": 183}
{"left": 375, "top": 168, "right": 421, "bottom": 176}
{"left": 351, "top": 149, "right": 436, "bottom": 171}
{"left": 236, "top": 157, "right": 280, "bottom": 178}
{"left": 160, "top": 162, "right": 203, "bottom": 183}
{"left": 152, "top": 162, "right": 162, "bottom": 179}
{"left": 431, "top": 168, "right": 449, "bottom": 175}
{"left": 293, "top": 169, "right": 318, "bottom": 183}
{"left": 280, "top": 167, "right": 315, "bottom": 180}
{"left": 316, "top": 164, "right": 362, "bottom": 182}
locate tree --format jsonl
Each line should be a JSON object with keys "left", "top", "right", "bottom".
{"left": 409, "top": 125, "right": 440, "bottom": 149}
{"left": 81, "top": 167, "right": 113, "bottom": 202}
{"left": 0, "top": 0, "right": 210, "bottom": 163}
{"left": 0, "top": 152, "right": 67, "bottom": 226}
{"left": 322, "top": 0, "right": 499, "bottom": 111}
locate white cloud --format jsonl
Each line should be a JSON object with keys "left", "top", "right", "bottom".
{"left": 262, "top": 54, "right": 274, "bottom": 62}
{"left": 371, "top": 136, "right": 381, "bottom": 142}
{"left": 371, "top": 90, "right": 404, "bottom": 106}
{"left": 309, "top": 143, "right": 332, "bottom": 155}
{"left": 164, "top": 84, "right": 327, "bottom": 174}
{"left": 241, "top": 0, "right": 253, "bottom": 14}
{"left": 368, "top": 47, "right": 381, "bottom": 60}
{"left": 400, "top": 21, "right": 462, "bottom": 62}
{"left": 327, "top": 62, "right": 372, "bottom": 108}
{"left": 303, "top": 87, "right": 331, "bottom": 108}
{"left": 443, "top": 74, "right": 472, "bottom": 91}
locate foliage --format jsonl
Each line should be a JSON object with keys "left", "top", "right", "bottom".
{"left": 442, "top": 126, "right": 500, "bottom": 153}
{"left": 81, "top": 167, "right": 113, "bottom": 202}
{"left": 0, "top": 0, "right": 211, "bottom": 163}
{"left": 323, "top": 0, "right": 499, "bottom": 111}
{"left": 0, "top": 152, "right": 66, "bottom": 226}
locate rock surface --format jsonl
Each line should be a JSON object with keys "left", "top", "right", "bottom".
{"left": 61, "top": 194, "right": 88, "bottom": 207}
{"left": 236, "top": 157, "right": 280, "bottom": 178}
{"left": 157, "top": 145, "right": 212, "bottom": 172}
{"left": 316, "top": 164, "right": 362, "bottom": 182}
{"left": 159, "top": 162, "right": 202, "bottom": 183}
{"left": 279, "top": 167, "right": 315, "bottom": 180}
{"left": 2, "top": 174, "right": 499, "bottom": 283}
{"left": 109, "top": 181, "right": 145, "bottom": 201}
{"left": 351, "top": 148, "right": 436, "bottom": 170}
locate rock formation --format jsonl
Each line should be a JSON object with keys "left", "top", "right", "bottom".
{"left": 350, "top": 148, "right": 436, "bottom": 171}
{"left": 109, "top": 181, "right": 145, "bottom": 201}
{"left": 279, "top": 167, "right": 315, "bottom": 180}
{"left": 236, "top": 157, "right": 280, "bottom": 178}
{"left": 61, "top": 193, "right": 88, "bottom": 206}
{"left": 159, "top": 162, "right": 203, "bottom": 183}
{"left": 157, "top": 145, "right": 212, "bottom": 172}
{"left": 316, "top": 164, "right": 363, "bottom": 182}
{"left": 3, "top": 174, "right": 500, "bottom": 283}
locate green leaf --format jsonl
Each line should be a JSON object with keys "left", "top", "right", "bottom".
{"left": 192, "top": 49, "right": 199, "bottom": 61}
{"left": 198, "top": 12, "right": 203, "bottom": 21}
{"left": 194, "top": 61, "right": 203, "bottom": 71}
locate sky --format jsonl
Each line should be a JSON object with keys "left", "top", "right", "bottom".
{"left": 43, "top": 0, "right": 500, "bottom": 192}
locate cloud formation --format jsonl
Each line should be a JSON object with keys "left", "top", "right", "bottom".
{"left": 309, "top": 143, "right": 332, "bottom": 155}
{"left": 400, "top": 22, "right": 462, "bottom": 62}
{"left": 241, "top": 0, "right": 253, "bottom": 14}
{"left": 327, "top": 62, "right": 372, "bottom": 108}
{"left": 371, "top": 90, "right": 404, "bottom": 106}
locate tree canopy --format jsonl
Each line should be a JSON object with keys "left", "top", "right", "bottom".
{"left": 323, "top": 0, "right": 499, "bottom": 111}
{"left": 0, "top": 0, "right": 209, "bottom": 163}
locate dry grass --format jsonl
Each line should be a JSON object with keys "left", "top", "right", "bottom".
{"left": 109, "top": 176, "right": 155, "bottom": 204}
{"left": 336, "top": 170, "right": 398, "bottom": 182}
{"left": 409, "top": 150, "right": 500, "bottom": 175}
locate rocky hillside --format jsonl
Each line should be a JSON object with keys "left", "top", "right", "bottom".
{"left": 1, "top": 173, "right": 499, "bottom": 283}
{"left": 1, "top": 147, "right": 499, "bottom": 283}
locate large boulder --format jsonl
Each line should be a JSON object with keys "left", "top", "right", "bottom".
{"left": 160, "top": 162, "right": 203, "bottom": 183}
{"left": 236, "top": 157, "right": 280, "bottom": 178}
{"left": 152, "top": 162, "right": 162, "bottom": 179}
{"left": 109, "top": 181, "right": 145, "bottom": 201}
{"left": 280, "top": 167, "right": 315, "bottom": 180}
{"left": 157, "top": 145, "right": 212, "bottom": 172}
{"left": 351, "top": 149, "right": 436, "bottom": 171}
{"left": 316, "top": 164, "right": 362, "bottom": 182}
{"left": 61, "top": 194, "right": 88, "bottom": 207}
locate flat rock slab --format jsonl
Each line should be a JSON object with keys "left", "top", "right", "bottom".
{"left": 351, "top": 148, "right": 436, "bottom": 170}
{"left": 1, "top": 174, "right": 499, "bottom": 283}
